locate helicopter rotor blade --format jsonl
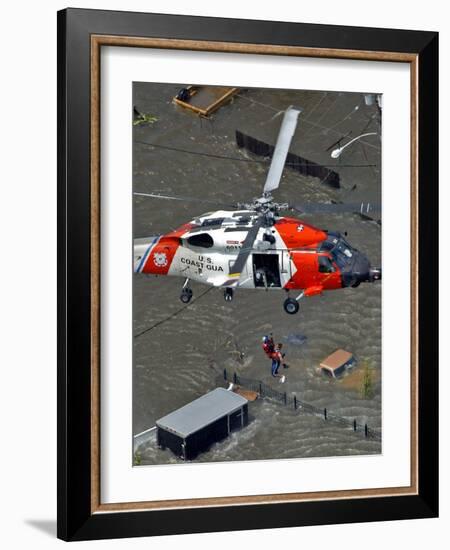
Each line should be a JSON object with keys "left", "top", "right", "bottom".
{"left": 229, "top": 217, "right": 264, "bottom": 276}
{"left": 290, "top": 201, "right": 381, "bottom": 216}
{"left": 263, "top": 107, "right": 302, "bottom": 195}
{"left": 134, "top": 192, "right": 237, "bottom": 209}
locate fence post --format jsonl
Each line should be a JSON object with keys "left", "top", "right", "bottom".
{"left": 219, "top": 373, "right": 380, "bottom": 441}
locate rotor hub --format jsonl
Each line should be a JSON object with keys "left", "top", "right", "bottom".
{"left": 238, "top": 194, "right": 288, "bottom": 224}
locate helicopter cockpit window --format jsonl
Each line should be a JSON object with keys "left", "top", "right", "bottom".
{"left": 318, "top": 255, "right": 335, "bottom": 273}
{"left": 320, "top": 233, "right": 338, "bottom": 252}
{"left": 320, "top": 241, "right": 334, "bottom": 252}
{"left": 332, "top": 240, "right": 353, "bottom": 267}
{"left": 320, "top": 234, "right": 354, "bottom": 269}
{"left": 187, "top": 233, "right": 214, "bottom": 248}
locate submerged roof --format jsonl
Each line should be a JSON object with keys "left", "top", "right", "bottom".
{"left": 320, "top": 349, "right": 354, "bottom": 370}
{"left": 156, "top": 388, "right": 248, "bottom": 439}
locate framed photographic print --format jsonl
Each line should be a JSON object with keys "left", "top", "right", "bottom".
{"left": 57, "top": 8, "right": 438, "bottom": 541}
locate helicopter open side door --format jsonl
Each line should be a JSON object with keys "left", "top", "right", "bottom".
{"left": 252, "top": 253, "right": 282, "bottom": 288}
{"left": 280, "top": 249, "right": 293, "bottom": 284}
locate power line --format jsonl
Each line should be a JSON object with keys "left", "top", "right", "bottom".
{"left": 135, "top": 140, "right": 375, "bottom": 169}
{"left": 236, "top": 92, "right": 380, "bottom": 151}
{"left": 134, "top": 286, "right": 214, "bottom": 338}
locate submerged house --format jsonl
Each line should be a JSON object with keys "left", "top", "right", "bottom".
{"left": 156, "top": 388, "right": 248, "bottom": 460}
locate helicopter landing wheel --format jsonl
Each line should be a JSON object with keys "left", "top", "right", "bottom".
{"left": 180, "top": 288, "right": 193, "bottom": 304}
{"left": 283, "top": 297, "right": 299, "bottom": 315}
{"left": 224, "top": 288, "right": 234, "bottom": 302}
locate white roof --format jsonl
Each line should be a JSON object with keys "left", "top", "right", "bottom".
{"left": 156, "top": 388, "right": 247, "bottom": 439}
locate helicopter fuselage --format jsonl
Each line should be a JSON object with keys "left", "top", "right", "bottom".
{"left": 133, "top": 107, "right": 381, "bottom": 314}
{"left": 134, "top": 210, "right": 380, "bottom": 298}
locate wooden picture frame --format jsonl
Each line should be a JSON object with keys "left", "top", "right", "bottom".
{"left": 57, "top": 8, "right": 438, "bottom": 541}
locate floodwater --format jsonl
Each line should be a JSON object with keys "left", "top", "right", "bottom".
{"left": 132, "top": 83, "right": 382, "bottom": 465}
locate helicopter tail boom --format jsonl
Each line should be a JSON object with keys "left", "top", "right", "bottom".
{"left": 134, "top": 236, "right": 160, "bottom": 273}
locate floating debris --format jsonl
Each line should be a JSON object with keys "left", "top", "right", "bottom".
{"left": 133, "top": 106, "right": 158, "bottom": 126}
{"left": 173, "top": 85, "right": 239, "bottom": 117}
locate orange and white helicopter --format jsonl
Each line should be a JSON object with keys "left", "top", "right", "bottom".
{"left": 134, "top": 107, "right": 381, "bottom": 314}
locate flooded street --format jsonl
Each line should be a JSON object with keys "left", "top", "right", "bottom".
{"left": 133, "top": 83, "right": 382, "bottom": 464}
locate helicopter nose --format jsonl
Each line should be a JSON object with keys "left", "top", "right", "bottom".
{"left": 369, "top": 267, "right": 382, "bottom": 282}
{"left": 350, "top": 254, "right": 381, "bottom": 286}
{"left": 341, "top": 251, "right": 375, "bottom": 287}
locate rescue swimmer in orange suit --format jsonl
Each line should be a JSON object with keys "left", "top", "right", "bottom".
{"left": 262, "top": 334, "right": 275, "bottom": 356}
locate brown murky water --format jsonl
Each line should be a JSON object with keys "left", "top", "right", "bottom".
{"left": 132, "top": 83, "right": 382, "bottom": 464}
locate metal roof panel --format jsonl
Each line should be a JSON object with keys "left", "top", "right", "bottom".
{"left": 156, "top": 388, "right": 248, "bottom": 438}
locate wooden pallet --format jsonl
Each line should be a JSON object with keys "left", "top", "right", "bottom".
{"left": 173, "top": 85, "right": 239, "bottom": 117}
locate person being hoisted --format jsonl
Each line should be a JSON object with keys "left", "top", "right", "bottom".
{"left": 261, "top": 334, "right": 287, "bottom": 383}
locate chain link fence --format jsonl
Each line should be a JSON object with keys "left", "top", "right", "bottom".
{"left": 223, "top": 369, "right": 381, "bottom": 442}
